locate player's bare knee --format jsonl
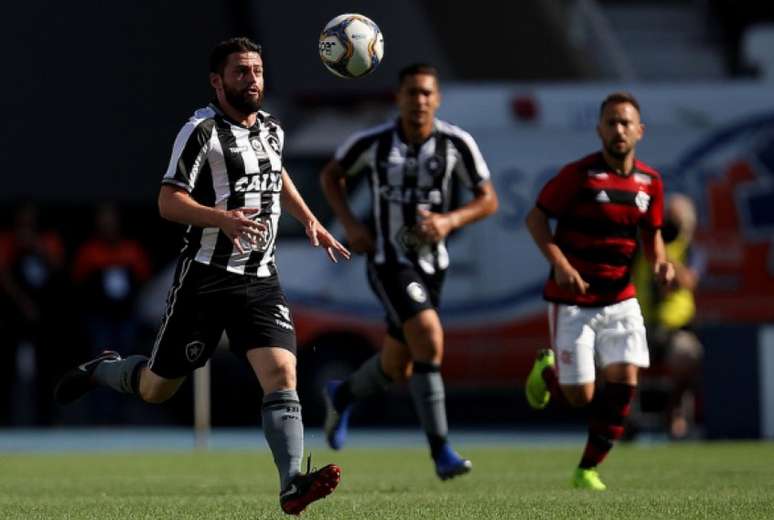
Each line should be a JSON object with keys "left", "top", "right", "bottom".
{"left": 262, "top": 362, "right": 297, "bottom": 393}
{"left": 140, "top": 385, "right": 175, "bottom": 404}
{"left": 138, "top": 373, "right": 183, "bottom": 404}
{"left": 383, "top": 359, "right": 412, "bottom": 383}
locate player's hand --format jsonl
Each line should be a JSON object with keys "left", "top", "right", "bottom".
{"left": 416, "top": 209, "right": 454, "bottom": 243}
{"left": 554, "top": 262, "right": 590, "bottom": 295}
{"left": 654, "top": 260, "right": 675, "bottom": 287}
{"left": 344, "top": 221, "right": 375, "bottom": 255}
{"left": 305, "top": 219, "right": 352, "bottom": 263}
{"left": 220, "top": 208, "right": 268, "bottom": 254}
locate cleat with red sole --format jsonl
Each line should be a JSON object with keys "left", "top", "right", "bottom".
{"left": 280, "top": 461, "right": 341, "bottom": 515}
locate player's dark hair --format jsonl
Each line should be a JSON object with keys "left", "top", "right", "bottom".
{"left": 210, "top": 37, "right": 262, "bottom": 74}
{"left": 399, "top": 63, "right": 439, "bottom": 85}
{"left": 599, "top": 91, "right": 641, "bottom": 118}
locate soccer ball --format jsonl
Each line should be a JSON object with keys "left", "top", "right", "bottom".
{"left": 318, "top": 14, "right": 384, "bottom": 78}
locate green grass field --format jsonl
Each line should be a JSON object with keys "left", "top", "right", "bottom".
{"left": 1, "top": 442, "right": 772, "bottom": 519}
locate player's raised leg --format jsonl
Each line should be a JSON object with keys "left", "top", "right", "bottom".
{"left": 54, "top": 350, "right": 187, "bottom": 405}
{"left": 525, "top": 349, "right": 556, "bottom": 409}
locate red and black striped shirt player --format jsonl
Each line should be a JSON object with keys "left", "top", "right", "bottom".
{"left": 537, "top": 152, "right": 664, "bottom": 306}
{"left": 524, "top": 91, "right": 675, "bottom": 491}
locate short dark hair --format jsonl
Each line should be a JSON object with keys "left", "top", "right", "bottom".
{"left": 209, "top": 37, "right": 262, "bottom": 74}
{"left": 398, "top": 63, "right": 439, "bottom": 85}
{"left": 599, "top": 91, "right": 641, "bottom": 118}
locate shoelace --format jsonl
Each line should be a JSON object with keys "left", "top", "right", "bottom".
{"left": 303, "top": 453, "right": 315, "bottom": 475}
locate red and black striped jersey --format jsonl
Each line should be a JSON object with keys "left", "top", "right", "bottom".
{"left": 536, "top": 152, "right": 664, "bottom": 306}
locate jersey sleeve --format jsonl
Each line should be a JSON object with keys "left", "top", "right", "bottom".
{"left": 642, "top": 174, "right": 664, "bottom": 229}
{"left": 449, "top": 130, "right": 491, "bottom": 188}
{"left": 334, "top": 131, "right": 376, "bottom": 176}
{"left": 161, "top": 119, "right": 213, "bottom": 192}
{"left": 536, "top": 163, "right": 585, "bottom": 217}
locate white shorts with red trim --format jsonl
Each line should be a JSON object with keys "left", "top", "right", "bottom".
{"left": 548, "top": 297, "right": 649, "bottom": 385}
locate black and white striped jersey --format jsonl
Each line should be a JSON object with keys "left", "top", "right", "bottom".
{"left": 162, "top": 102, "right": 284, "bottom": 278}
{"left": 335, "top": 118, "right": 491, "bottom": 274}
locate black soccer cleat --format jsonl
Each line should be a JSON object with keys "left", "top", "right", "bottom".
{"left": 54, "top": 350, "right": 122, "bottom": 405}
{"left": 280, "top": 456, "right": 341, "bottom": 515}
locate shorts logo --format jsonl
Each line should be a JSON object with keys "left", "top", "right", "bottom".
{"left": 274, "top": 304, "right": 294, "bottom": 331}
{"left": 559, "top": 350, "right": 573, "bottom": 365}
{"left": 185, "top": 341, "right": 205, "bottom": 363}
{"left": 406, "top": 282, "right": 427, "bottom": 303}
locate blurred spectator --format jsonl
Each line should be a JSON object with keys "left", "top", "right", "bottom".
{"left": 0, "top": 203, "right": 66, "bottom": 425}
{"left": 633, "top": 193, "right": 706, "bottom": 439}
{"left": 72, "top": 204, "right": 152, "bottom": 359}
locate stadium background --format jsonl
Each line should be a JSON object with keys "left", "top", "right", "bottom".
{"left": 1, "top": 0, "right": 774, "bottom": 441}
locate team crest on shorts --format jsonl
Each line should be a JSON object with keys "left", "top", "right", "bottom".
{"left": 406, "top": 282, "right": 427, "bottom": 303}
{"left": 185, "top": 341, "right": 205, "bottom": 363}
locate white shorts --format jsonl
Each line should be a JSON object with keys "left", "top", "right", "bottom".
{"left": 548, "top": 298, "right": 649, "bottom": 385}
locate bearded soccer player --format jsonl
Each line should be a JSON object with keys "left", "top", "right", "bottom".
{"left": 55, "top": 37, "right": 349, "bottom": 515}
{"left": 524, "top": 92, "right": 674, "bottom": 490}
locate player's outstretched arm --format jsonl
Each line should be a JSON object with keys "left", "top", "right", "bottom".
{"left": 281, "top": 169, "right": 351, "bottom": 262}
{"left": 158, "top": 185, "right": 267, "bottom": 253}
{"left": 416, "top": 180, "right": 498, "bottom": 243}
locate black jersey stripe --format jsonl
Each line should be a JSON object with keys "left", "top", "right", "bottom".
{"left": 182, "top": 160, "right": 215, "bottom": 257}
{"left": 563, "top": 245, "right": 635, "bottom": 266}
{"left": 402, "top": 145, "right": 420, "bottom": 264}
{"left": 375, "top": 131, "right": 397, "bottom": 264}
{"left": 432, "top": 134, "right": 449, "bottom": 213}
{"left": 580, "top": 188, "right": 641, "bottom": 206}
{"left": 559, "top": 217, "right": 638, "bottom": 239}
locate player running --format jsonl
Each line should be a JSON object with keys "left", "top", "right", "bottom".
{"left": 524, "top": 92, "right": 674, "bottom": 490}
{"left": 320, "top": 63, "right": 498, "bottom": 480}
{"left": 54, "top": 37, "right": 348, "bottom": 515}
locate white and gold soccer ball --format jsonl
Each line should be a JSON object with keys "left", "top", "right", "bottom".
{"left": 318, "top": 13, "right": 384, "bottom": 78}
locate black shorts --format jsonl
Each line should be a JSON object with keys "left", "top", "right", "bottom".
{"left": 366, "top": 261, "right": 445, "bottom": 342}
{"left": 148, "top": 257, "right": 296, "bottom": 379}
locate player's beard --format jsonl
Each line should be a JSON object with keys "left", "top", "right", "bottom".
{"left": 605, "top": 138, "right": 631, "bottom": 160}
{"left": 224, "top": 83, "right": 263, "bottom": 116}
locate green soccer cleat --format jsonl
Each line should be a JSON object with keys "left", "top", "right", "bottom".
{"left": 525, "top": 349, "right": 555, "bottom": 409}
{"left": 572, "top": 468, "right": 607, "bottom": 491}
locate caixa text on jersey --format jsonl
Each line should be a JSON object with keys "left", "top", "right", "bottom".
{"left": 379, "top": 186, "right": 442, "bottom": 205}
{"left": 234, "top": 172, "right": 282, "bottom": 192}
